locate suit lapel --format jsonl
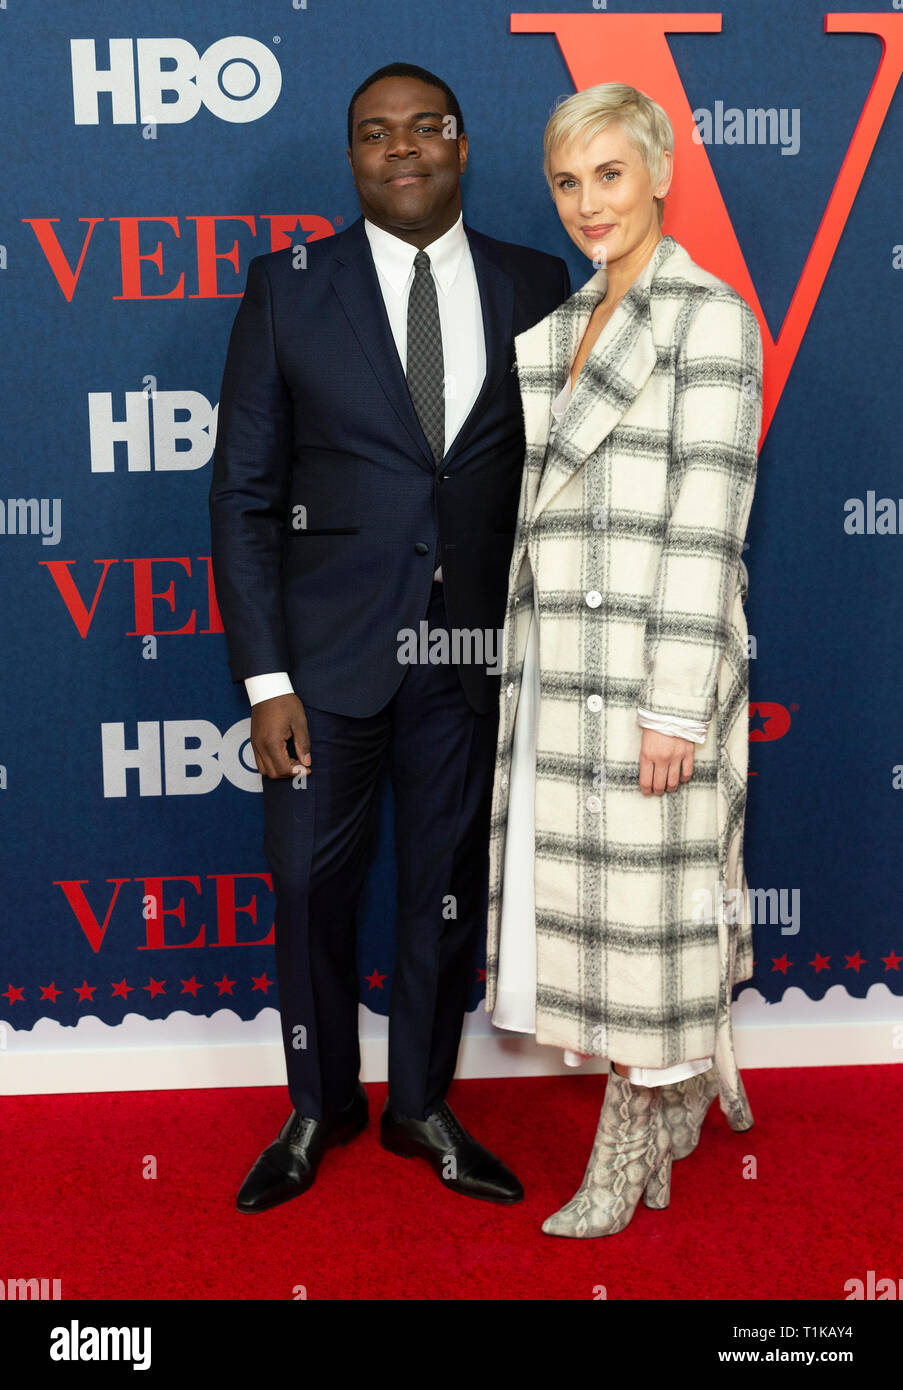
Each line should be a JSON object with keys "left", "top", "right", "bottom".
{"left": 525, "top": 235, "right": 676, "bottom": 522}
{"left": 330, "top": 218, "right": 435, "bottom": 471}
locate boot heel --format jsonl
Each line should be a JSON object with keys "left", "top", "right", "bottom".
{"left": 643, "top": 1143, "right": 672, "bottom": 1210}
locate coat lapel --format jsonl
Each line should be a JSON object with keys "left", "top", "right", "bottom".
{"left": 522, "top": 235, "right": 677, "bottom": 522}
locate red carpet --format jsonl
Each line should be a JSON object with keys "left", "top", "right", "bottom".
{"left": 3, "top": 1067, "right": 901, "bottom": 1300}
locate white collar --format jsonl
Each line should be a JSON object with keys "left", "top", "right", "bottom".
{"left": 364, "top": 212, "right": 467, "bottom": 296}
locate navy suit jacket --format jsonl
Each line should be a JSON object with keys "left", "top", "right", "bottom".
{"left": 209, "top": 215, "right": 570, "bottom": 716}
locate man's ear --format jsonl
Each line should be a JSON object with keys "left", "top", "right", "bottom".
{"left": 346, "top": 145, "right": 354, "bottom": 175}
{"left": 457, "top": 132, "right": 468, "bottom": 175}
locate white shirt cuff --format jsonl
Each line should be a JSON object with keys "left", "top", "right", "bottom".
{"left": 637, "top": 707, "right": 709, "bottom": 744}
{"left": 245, "top": 671, "right": 294, "bottom": 706}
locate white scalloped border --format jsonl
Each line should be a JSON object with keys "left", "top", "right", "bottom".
{"left": 1, "top": 984, "right": 901, "bottom": 1095}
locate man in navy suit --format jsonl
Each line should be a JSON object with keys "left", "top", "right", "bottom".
{"left": 210, "top": 63, "right": 569, "bottom": 1213}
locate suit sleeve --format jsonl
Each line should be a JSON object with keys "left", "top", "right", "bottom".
{"left": 208, "top": 255, "right": 293, "bottom": 684}
{"left": 638, "top": 290, "right": 762, "bottom": 723}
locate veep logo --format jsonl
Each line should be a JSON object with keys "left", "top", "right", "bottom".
{"left": 70, "top": 37, "right": 281, "bottom": 125}
{"left": 88, "top": 389, "right": 217, "bottom": 472}
{"left": 101, "top": 719, "right": 261, "bottom": 797}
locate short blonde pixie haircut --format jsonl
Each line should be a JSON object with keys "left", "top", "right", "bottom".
{"left": 543, "top": 83, "right": 674, "bottom": 226}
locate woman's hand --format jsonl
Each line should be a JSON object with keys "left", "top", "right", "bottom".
{"left": 638, "top": 728, "right": 695, "bottom": 796}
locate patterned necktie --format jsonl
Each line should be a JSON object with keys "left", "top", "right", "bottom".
{"left": 406, "top": 249, "right": 445, "bottom": 465}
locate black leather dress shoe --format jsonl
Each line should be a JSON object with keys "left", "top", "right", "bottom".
{"left": 380, "top": 1100, "right": 524, "bottom": 1204}
{"left": 236, "top": 1083, "right": 368, "bottom": 1213}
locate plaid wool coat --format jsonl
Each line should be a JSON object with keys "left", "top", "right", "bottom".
{"left": 485, "top": 235, "right": 762, "bottom": 1122}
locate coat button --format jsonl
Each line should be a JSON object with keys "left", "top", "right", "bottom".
{"left": 586, "top": 794, "right": 602, "bottom": 813}
{"left": 506, "top": 683, "right": 514, "bottom": 698}
{"left": 414, "top": 541, "right": 430, "bottom": 555}
{"left": 586, "top": 694, "right": 603, "bottom": 712}
{"left": 585, "top": 590, "right": 602, "bottom": 608}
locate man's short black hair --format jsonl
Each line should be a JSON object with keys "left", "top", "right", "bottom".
{"left": 347, "top": 62, "right": 465, "bottom": 147}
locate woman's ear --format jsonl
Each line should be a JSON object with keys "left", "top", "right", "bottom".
{"left": 655, "top": 149, "right": 674, "bottom": 201}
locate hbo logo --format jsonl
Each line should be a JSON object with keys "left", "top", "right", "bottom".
{"left": 70, "top": 37, "right": 282, "bottom": 125}
{"left": 101, "top": 719, "right": 262, "bottom": 797}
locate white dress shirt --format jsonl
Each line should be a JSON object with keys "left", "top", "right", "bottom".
{"left": 245, "top": 212, "right": 486, "bottom": 706}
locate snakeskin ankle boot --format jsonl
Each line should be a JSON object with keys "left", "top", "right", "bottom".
{"left": 661, "top": 1066, "right": 754, "bottom": 1160}
{"left": 542, "top": 1064, "right": 672, "bottom": 1238}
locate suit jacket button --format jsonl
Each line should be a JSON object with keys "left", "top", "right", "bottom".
{"left": 414, "top": 541, "right": 430, "bottom": 555}
{"left": 587, "top": 694, "right": 603, "bottom": 712}
{"left": 586, "top": 795, "right": 602, "bottom": 813}
{"left": 500, "top": 774, "right": 508, "bottom": 788}
{"left": 585, "top": 590, "right": 602, "bottom": 608}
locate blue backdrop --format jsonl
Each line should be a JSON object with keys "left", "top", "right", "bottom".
{"left": 3, "top": 0, "right": 903, "bottom": 1034}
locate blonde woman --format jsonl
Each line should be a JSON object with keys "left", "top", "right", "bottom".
{"left": 486, "top": 84, "right": 762, "bottom": 1237}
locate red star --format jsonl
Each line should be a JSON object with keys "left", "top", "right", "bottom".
{"left": 771, "top": 955, "right": 792, "bottom": 974}
{"left": 74, "top": 981, "right": 97, "bottom": 1002}
{"left": 251, "top": 972, "right": 273, "bottom": 993}
{"left": 844, "top": 953, "right": 866, "bottom": 972}
{"left": 111, "top": 979, "right": 133, "bottom": 999}
{"left": 180, "top": 976, "right": 203, "bottom": 996}
{"left": 39, "top": 982, "right": 62, "bottom": 1003}
{"left": 809, "top": 954, "right": 831, "bottom": 973}
{"left": 214, "top": 974, "right": 236, "bottom": 995}
{"left": 365, "top": 969, "right": 387, "bottom": 990}
{"left": 881, "top": 951, "right": 902, "bottom": 971}
{"left": 142, "top": 978, "right": 166, "bottom": 997}
{"left": 476, "top": 968, "right": 486, "bottom": 982}
{"left": 2, "top": 984, "right": 24, "bottom": 1005}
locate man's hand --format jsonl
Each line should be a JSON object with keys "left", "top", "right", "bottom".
{"left": 638, "top": 727, "right": 695, "bottom": 796}
{"left": 250, "top": 693, "right": 312, "bottom": 779}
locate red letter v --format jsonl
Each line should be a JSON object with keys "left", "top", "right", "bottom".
{"left": 23, "top": 218, "right": 103, "bottom": 301}
{"left": 40, "top": 559, "right": 118, "bottom": 638}
{"left": 512, "top": 13, "right": 903, "bottom": 440}
{"left": 53, "top": 879, "right": 130, "bottom": 953}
